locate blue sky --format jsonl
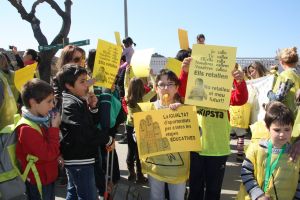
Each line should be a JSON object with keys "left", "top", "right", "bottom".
{"left": 1, "top": 0, "right": 299, "bottom": 58}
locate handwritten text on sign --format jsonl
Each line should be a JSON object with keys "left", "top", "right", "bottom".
{"left": 133, "top": 105, "right": 201, "bottom": 159}
{"left": 185, "top": 44, "right": 236, "bottom": 110}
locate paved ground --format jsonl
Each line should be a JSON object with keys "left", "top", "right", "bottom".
{"left": 55, "top": 127, "right": 249, "bottom": 200}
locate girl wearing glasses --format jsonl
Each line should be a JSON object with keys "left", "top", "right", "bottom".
{"left": 139, "top": 69, "right": 190, "bottom": 200}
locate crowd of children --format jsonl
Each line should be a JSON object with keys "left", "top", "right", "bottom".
{"left": 1, "top": 34, "right": 300, "bottom": 200}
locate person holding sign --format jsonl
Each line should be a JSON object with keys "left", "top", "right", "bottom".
{"left": 11, "top": 46, "right": 40, "bottom": 69}
{"left": 175, "top": 49, "right": 191, "bottom": 102}
{"left": 180, "top": 57, "right": 248, "bottom": 200}
{"left": 237, "top": 102, "right": 300, "bottom": 200}
{"left": 124, "top": 66, "right": 156, "bottom": 183}
{"left": 140, "top": 69, "right": 189, "bottom": 200}
{"left": 122, "top": 37, "right": 136, "bottom": 64}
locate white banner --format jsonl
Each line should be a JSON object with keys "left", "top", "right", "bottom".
{"left": 246, "top": 75, "right": 275, "bottom": 124}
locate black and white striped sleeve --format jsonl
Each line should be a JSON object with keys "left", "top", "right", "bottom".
{"left": 294, "top": 170, "right": 300, "bottom": 200}
{"left": 241, "top": 146, "right": 264, "bottom": 200}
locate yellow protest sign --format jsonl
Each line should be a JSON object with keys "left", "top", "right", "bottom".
{"left": 229, "top": 103, "right": 251, "bottom": 129}
{"left": 165, "top": 58, "right": 182, "bottom": 77}
{"left": 14, "top": 62, "right": 38, "bottom": 92}
{"left": 130, "top": 48, "right": 154, "bottom": 77}
{"left": 178, "top": 28, "right": 189, "bottom": 50}
{"left": 114, "top": 32, "right": 122, "bottom": 46}
{"left": 133, "top": 105, "right": 201, "bottom": 159}
{"left": 93, "top": 39, "right": 122, "bottom": 89}
{"left": 138, "top": 102, "right": 155, "bottom": 112}
{"left": 184, "top": 44, "right": 236, "bottom": 110}
{"left": 250, "top": 121, "right": 269, "bottom": 143}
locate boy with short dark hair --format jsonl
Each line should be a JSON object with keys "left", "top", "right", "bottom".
{"left": 57, "top": 64, "right": 114, "bottom": 199}
{"left": 237, "top": 101, "right": 300, "bottom": 200}
{"left": 16, "top": 78, "right": 61, "bottom": 200}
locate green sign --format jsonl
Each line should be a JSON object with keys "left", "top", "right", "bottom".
{"left": 38, "top": 39, "right": 90, "bottom": 51}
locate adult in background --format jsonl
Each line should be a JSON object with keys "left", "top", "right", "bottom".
{"left": 52, "top": 45, "right": 86, "bottom": 112}
{"left": 122, "top": 37, "right": 136, "bottom": 64}
{"left": 0, "top": 52, "right": 18, "bottom": 130}
{"left": 247, "top": 61, "right": 268, "bottom": 80}
{"left": 271, "top": 47, "right": 300, "bottom": 114}
{"left": 196, "top": 34, "right": 205, "bottom": 44}
{"left": 12, "top": 46, "right": 39, "bottom": 69}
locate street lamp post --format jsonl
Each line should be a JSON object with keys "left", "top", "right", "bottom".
{"left": 124, "top": 0, "right": 128, "bottom": 38}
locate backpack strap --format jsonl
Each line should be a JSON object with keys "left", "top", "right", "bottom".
{"left": 16, "top": 117, "right": 42, "bottom": 135}
{"left": 21, "top": 155, "right": 42, "bottom": 198}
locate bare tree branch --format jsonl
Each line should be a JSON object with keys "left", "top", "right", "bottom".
{"left": 8, "top": 0, "right": 31, "bottom": 22}
{"left": 8, "top": 0, "right": 73, "bottom": 82}
{"left": 44, "top": 0, "right": 65, "bottom": 17}
{"left": 50, "top": 0, "right": 72, "bottom": 45}
{"left": 30, "top": 0, "right": 45, "bottom": 16}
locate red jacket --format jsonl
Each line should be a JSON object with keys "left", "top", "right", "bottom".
{"left": 230, "top": 79, "right": 248, "bottom": 106}
{"left": 178, "top": 70, "right": 188, "bottom": 98}
{"left": 16, "top": 125, "right": 60, "bottom": 185}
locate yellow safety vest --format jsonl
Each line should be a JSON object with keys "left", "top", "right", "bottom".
{"left": 236, "top": 142, "right": 300, "bottom": 200}
{"left": 0, "top": 72, "right": 18, "bottom": 130}
{"left": 273, "top": 69, "right": 300, "bottom": 114}
{"left": 197, "top": 107, "right": 231, "bottom": 156}
{"left": 1, "top": 70, "right": 19, "bottom": 101}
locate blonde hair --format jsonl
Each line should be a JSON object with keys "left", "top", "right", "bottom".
{"left": 278, "top": 47, "right": 298, "bottom": 65}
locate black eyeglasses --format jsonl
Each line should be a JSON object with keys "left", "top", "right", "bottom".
{"left": 157, "top": 83, "right": 176, "bottom": 89}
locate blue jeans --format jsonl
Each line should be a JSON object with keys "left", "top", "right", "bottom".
{"left": 65, "top": 164, "right": 97, "bottom": 200}
{"left": 148, "top": 175, "right": 186, "bottom": 200}
{"left": 26, "top": 181, "right": 55, "bottom": 200}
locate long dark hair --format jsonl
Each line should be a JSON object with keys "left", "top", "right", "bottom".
{"left": 126, "top": 77, "right": 145, "bottom": 108}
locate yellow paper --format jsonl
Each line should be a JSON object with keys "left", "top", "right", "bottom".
{"left": 229, "top": 103, "right": 251, "bottom": 129}
{"left": 138, "top": 102, "right": 155, "bottom": 112}
{"left": 165, "top": 58, "right": 182, "bottom": 77}
{"left": 178, "top": 28, "right": 189, "bottom": 50}
{"left": 93, "top": 39, "right": 122, "bottom": 89}
{"left": 133, "top": 105, "right": 201, "bottom": 159}
{"left": 184, "top": 44, "right": 236, "bottom": 110}
{"left": 114, "top": 32, "right": 122, "bottom": 46}
{"left": 14, "top": 63, "right": 38, "bottom": 92}
{"left": 130, "top": 48, "right": 154, "bottom": 77}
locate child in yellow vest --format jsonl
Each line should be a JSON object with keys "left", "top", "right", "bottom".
{"left": 237, "top": 101, "right": 300, "bottom": 200}
{"left": 140, "top": 69, "right": 190, "bottom": 200}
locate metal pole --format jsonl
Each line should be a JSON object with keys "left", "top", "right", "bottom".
{"left": 124, "top": 0, "right": 128, "bottom": 37}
